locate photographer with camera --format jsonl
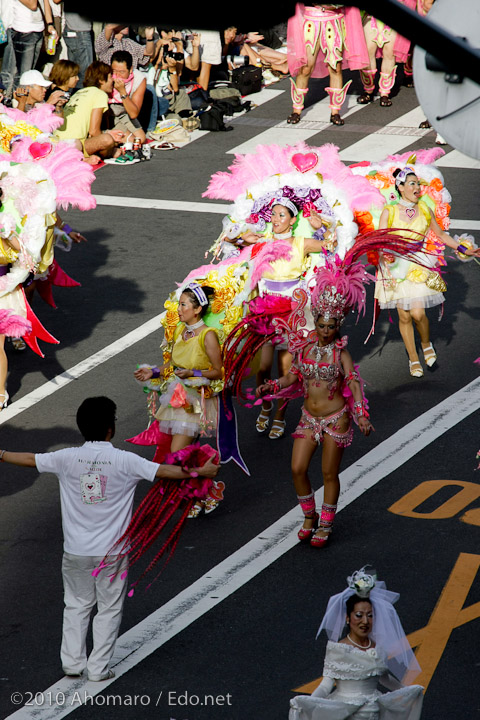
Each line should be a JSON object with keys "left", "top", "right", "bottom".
{"left": 147, "top": 31, "right": 199, "bottom": 119}
{"left": 13, "top": 69, "right": 67, "bottom": 113}
{"left": 45, "top": 60, "right": 80, "bottom": 104}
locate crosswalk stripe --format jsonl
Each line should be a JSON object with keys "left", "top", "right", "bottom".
{"left": 436, "top": 150, "right": 480, "bottom": 169}
{"left": 92, "top": 197, "right": 479, "bottom": 234}
{"left": 151, "top": 82, "right": 477, "bottom": 170}
{"left": 227, "top": 95, "right": 363, "bottom": 155}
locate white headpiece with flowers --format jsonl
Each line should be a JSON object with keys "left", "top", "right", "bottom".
{"left": 316, "top": 566, "right": 421, "bottom": 683}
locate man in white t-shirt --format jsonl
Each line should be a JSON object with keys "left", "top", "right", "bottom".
{"left": 0, "top": 396, "right": 218, "bottom": 682}
{"left": 0, "top": 0, "right": 57, "bottom": 97}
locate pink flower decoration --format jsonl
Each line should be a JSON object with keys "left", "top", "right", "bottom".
{"left": 169, "top": 382, "right": 188, "bottom": 408}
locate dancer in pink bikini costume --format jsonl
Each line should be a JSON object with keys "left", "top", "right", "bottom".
{"left": 357, "top": 0, "right": 417, "bottom": 107}
{"left": 287, "top": 4, "right": 368, "bottom": 125}
{"left": 256, "top": 255, "right": 373, "bottom": 548}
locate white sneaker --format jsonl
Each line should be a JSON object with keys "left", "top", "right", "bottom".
{"left": 435, "top": 133, "right": 447, "bottom": 145}
{"left": 262, "top": 69, "right": 276, "bottom": 85}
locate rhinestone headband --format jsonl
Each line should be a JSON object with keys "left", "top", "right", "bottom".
{"left": 273, "top": 197, "right": 298, "bottom": 216}
{"left": 395, "top": 165, "right": 416, "bottom": 186}
{"left": 184, "top": 282, "right": 209, "bottom": 306}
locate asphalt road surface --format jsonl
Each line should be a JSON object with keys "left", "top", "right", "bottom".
{"left": 1, "top": 70, "right": 480, "bottom": 720}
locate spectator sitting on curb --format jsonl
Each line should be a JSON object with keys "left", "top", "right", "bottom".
{"left": 0, "top": 396, "right": 219, "bottom": 682}
{"left": 45, "top": 60, "right": 80, "bottom": 103}
{"left": 14, "top": 69, "right": 68, "bottom": 114}
{"left": 55, "top": 61, "right": 125, "bottom": 164}
{"left": 95, "top": 23, "right": 156, "bottom": 70}
{"left": 107, "top": 50, "right": 147, "bottom": 145}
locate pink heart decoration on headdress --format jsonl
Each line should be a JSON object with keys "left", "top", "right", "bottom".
{"left": 29, "top": 141, "right": 52, "bottom": 160}
{"left": 291, "top": 152, "right": 318, "bottom": 173}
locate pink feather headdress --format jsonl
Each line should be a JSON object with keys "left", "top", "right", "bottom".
{"left": 310, "top": 255, "right": 372, "bottom": 324}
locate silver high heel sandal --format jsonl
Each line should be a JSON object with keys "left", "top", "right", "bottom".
{"left": 408, "top": 360, "right": 423, "bottom": 378}
{"left": 422, "top": 343, "right": 437, "bottom": 367}
{"left": 0, "top": 390, "right": 9, "bottom": 409}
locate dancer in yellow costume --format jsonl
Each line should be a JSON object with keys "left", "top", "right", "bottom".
{"left": 375, "top": 166, "right": 480, "bottom": 377}
{"left": 134, "top": 283, "right": 224, "bottom": 516}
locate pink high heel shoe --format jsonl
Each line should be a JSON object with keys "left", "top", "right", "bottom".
{"left": 298, "top": 512, "right": 319, "bottom": 542}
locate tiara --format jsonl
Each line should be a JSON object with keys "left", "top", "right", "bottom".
{"left": 273, "top": 197, "right": 298, "bottom": 216}
{"left": 395, "top": 165, "right": 416, "bottom": 186}
{"left": 184, "top": 282, "right": 209, "bottom": 306}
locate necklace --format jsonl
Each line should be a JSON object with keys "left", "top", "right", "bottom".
{"left": 183, "top": 320, "right": 204, "bottom": 339}
{"left": 398, "top": 198, "right": 416, "bottom": 218}
{"left": 347, "top": 634, "right": 372, "bottom": 649}
{"left": 273, "top": 231, "right": 293, "bottom": 240}
{"left": 314, "top": 340, "right": 335, "bottom": 360}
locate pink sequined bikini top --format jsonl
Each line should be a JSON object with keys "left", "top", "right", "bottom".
{"left": 292, "top": 341, "right": 346, "bottom": 399}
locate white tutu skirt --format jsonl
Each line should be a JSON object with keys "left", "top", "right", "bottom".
{"left": 154, "top": 380, "right": 218, "bottom": 437}
{"left": 289, "top": 684, "right": 424, "bottom": 720}
{"left": 374, "top": 278, "right": 444, "bottom": 311}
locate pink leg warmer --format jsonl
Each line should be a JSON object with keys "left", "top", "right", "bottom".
{"left": 290, "top": 78, "right": 309, "bottom": 114}
{"left": 379, "top": 66, "right": 397, "bottom": 96}
{"left": 319, "top": 502, "right": 337, "bottom": 533}
{"left": 297, "top": 491, "right": 316, "bottom": 517}
{"left": 325, "top": 80, "right": 352, "bottom": 114}
{"left": 360, "top": 68, "right": 377, "bottom": 94}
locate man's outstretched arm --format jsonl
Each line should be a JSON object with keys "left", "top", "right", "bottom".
{"left": 0, "top": 451, "right": 37, "bottom": 468}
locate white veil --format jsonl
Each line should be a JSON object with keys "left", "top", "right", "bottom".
{"left": 316, "top": 567, "right": 421, "bottom": 684}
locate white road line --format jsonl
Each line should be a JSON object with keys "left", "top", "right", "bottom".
{"left": 8, "top": 375, "right": 480, "bottom": 720}
{"left": 338, "top": 104, "right": 443, "bottom": 162}
{"left": 93, "top": 196, "right": 480, "bottom": 233}
{"left": 449, "top": 219, "right": 480, "bottom": 230}
{"left": 436, "top": 150, "right": 480, "bottom": 169}
{"left": 93, "top": 195, "right": 229, "bottom": 213}
{"left": 227, "top": 95, "right": 364, "bottom": 155}
{"left": 0, "top": 315, "right": 164, "bottom": 427}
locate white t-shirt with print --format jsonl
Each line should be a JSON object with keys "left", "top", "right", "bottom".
{"left": 36, "top": 441, "right": 159, "bottom": 556}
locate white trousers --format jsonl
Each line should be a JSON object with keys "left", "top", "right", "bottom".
{"left": 61, "top": 552, "right": 128, "bottom": 678}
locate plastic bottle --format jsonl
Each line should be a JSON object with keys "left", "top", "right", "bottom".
{"left": 46, "top": 34, "right": 57, "bottom": 56}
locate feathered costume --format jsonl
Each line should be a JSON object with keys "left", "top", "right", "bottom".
{"left": 349, "top": 148, "right": 457, "bottom": 337}
{"left": 130, "top": 143, "right": 384, "bottom": 470}
{"left": 93, "top": 443, "right": 219, "bottom": 595}
{"left": 0, "top": 104, "right": 95, "bottom": 352}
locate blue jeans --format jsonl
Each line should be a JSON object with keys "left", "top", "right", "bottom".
{"left": 0, "top": 28, "right": 44, "bottom": 96}
{"left": 64, "top": 30, "right": 94, "bottom": 88}
{"left": 145, "top": 86, "right": 170, "bottom": 131}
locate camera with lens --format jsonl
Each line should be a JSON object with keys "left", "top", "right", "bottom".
{"left": 163, "top": 49, "right": 184, "bottom": 62}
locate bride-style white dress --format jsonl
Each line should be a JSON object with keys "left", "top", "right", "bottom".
{"left": 289, "top": 642, "right": 424, "bottom": 720}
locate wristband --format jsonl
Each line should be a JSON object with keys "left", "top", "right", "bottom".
{"left": 457, "top": 243, "right": 468, "bottom": 254}
{"left": 62, "top": 223, "right": 73, "bottom": 235}
{"left": 353, "top": 400, "right": 369, "bottom": 419}
{"left": 265, "top": 378, "right": 281, "bottom": 394}
{"left": 120, "top": 94, "right": 127, "bottom": 99}
{"left": 192, "top": 369, "right": 203, "bottom": 377}
{"left": 0, "top": 449, "right": 6, "bottom": 462}
{"left": 151, "top": 366, "right": 161, "bottom": 378}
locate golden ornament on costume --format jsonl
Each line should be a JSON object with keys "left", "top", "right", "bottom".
{"left": 425, "top": 271, "right": 447, "bottom": 292}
